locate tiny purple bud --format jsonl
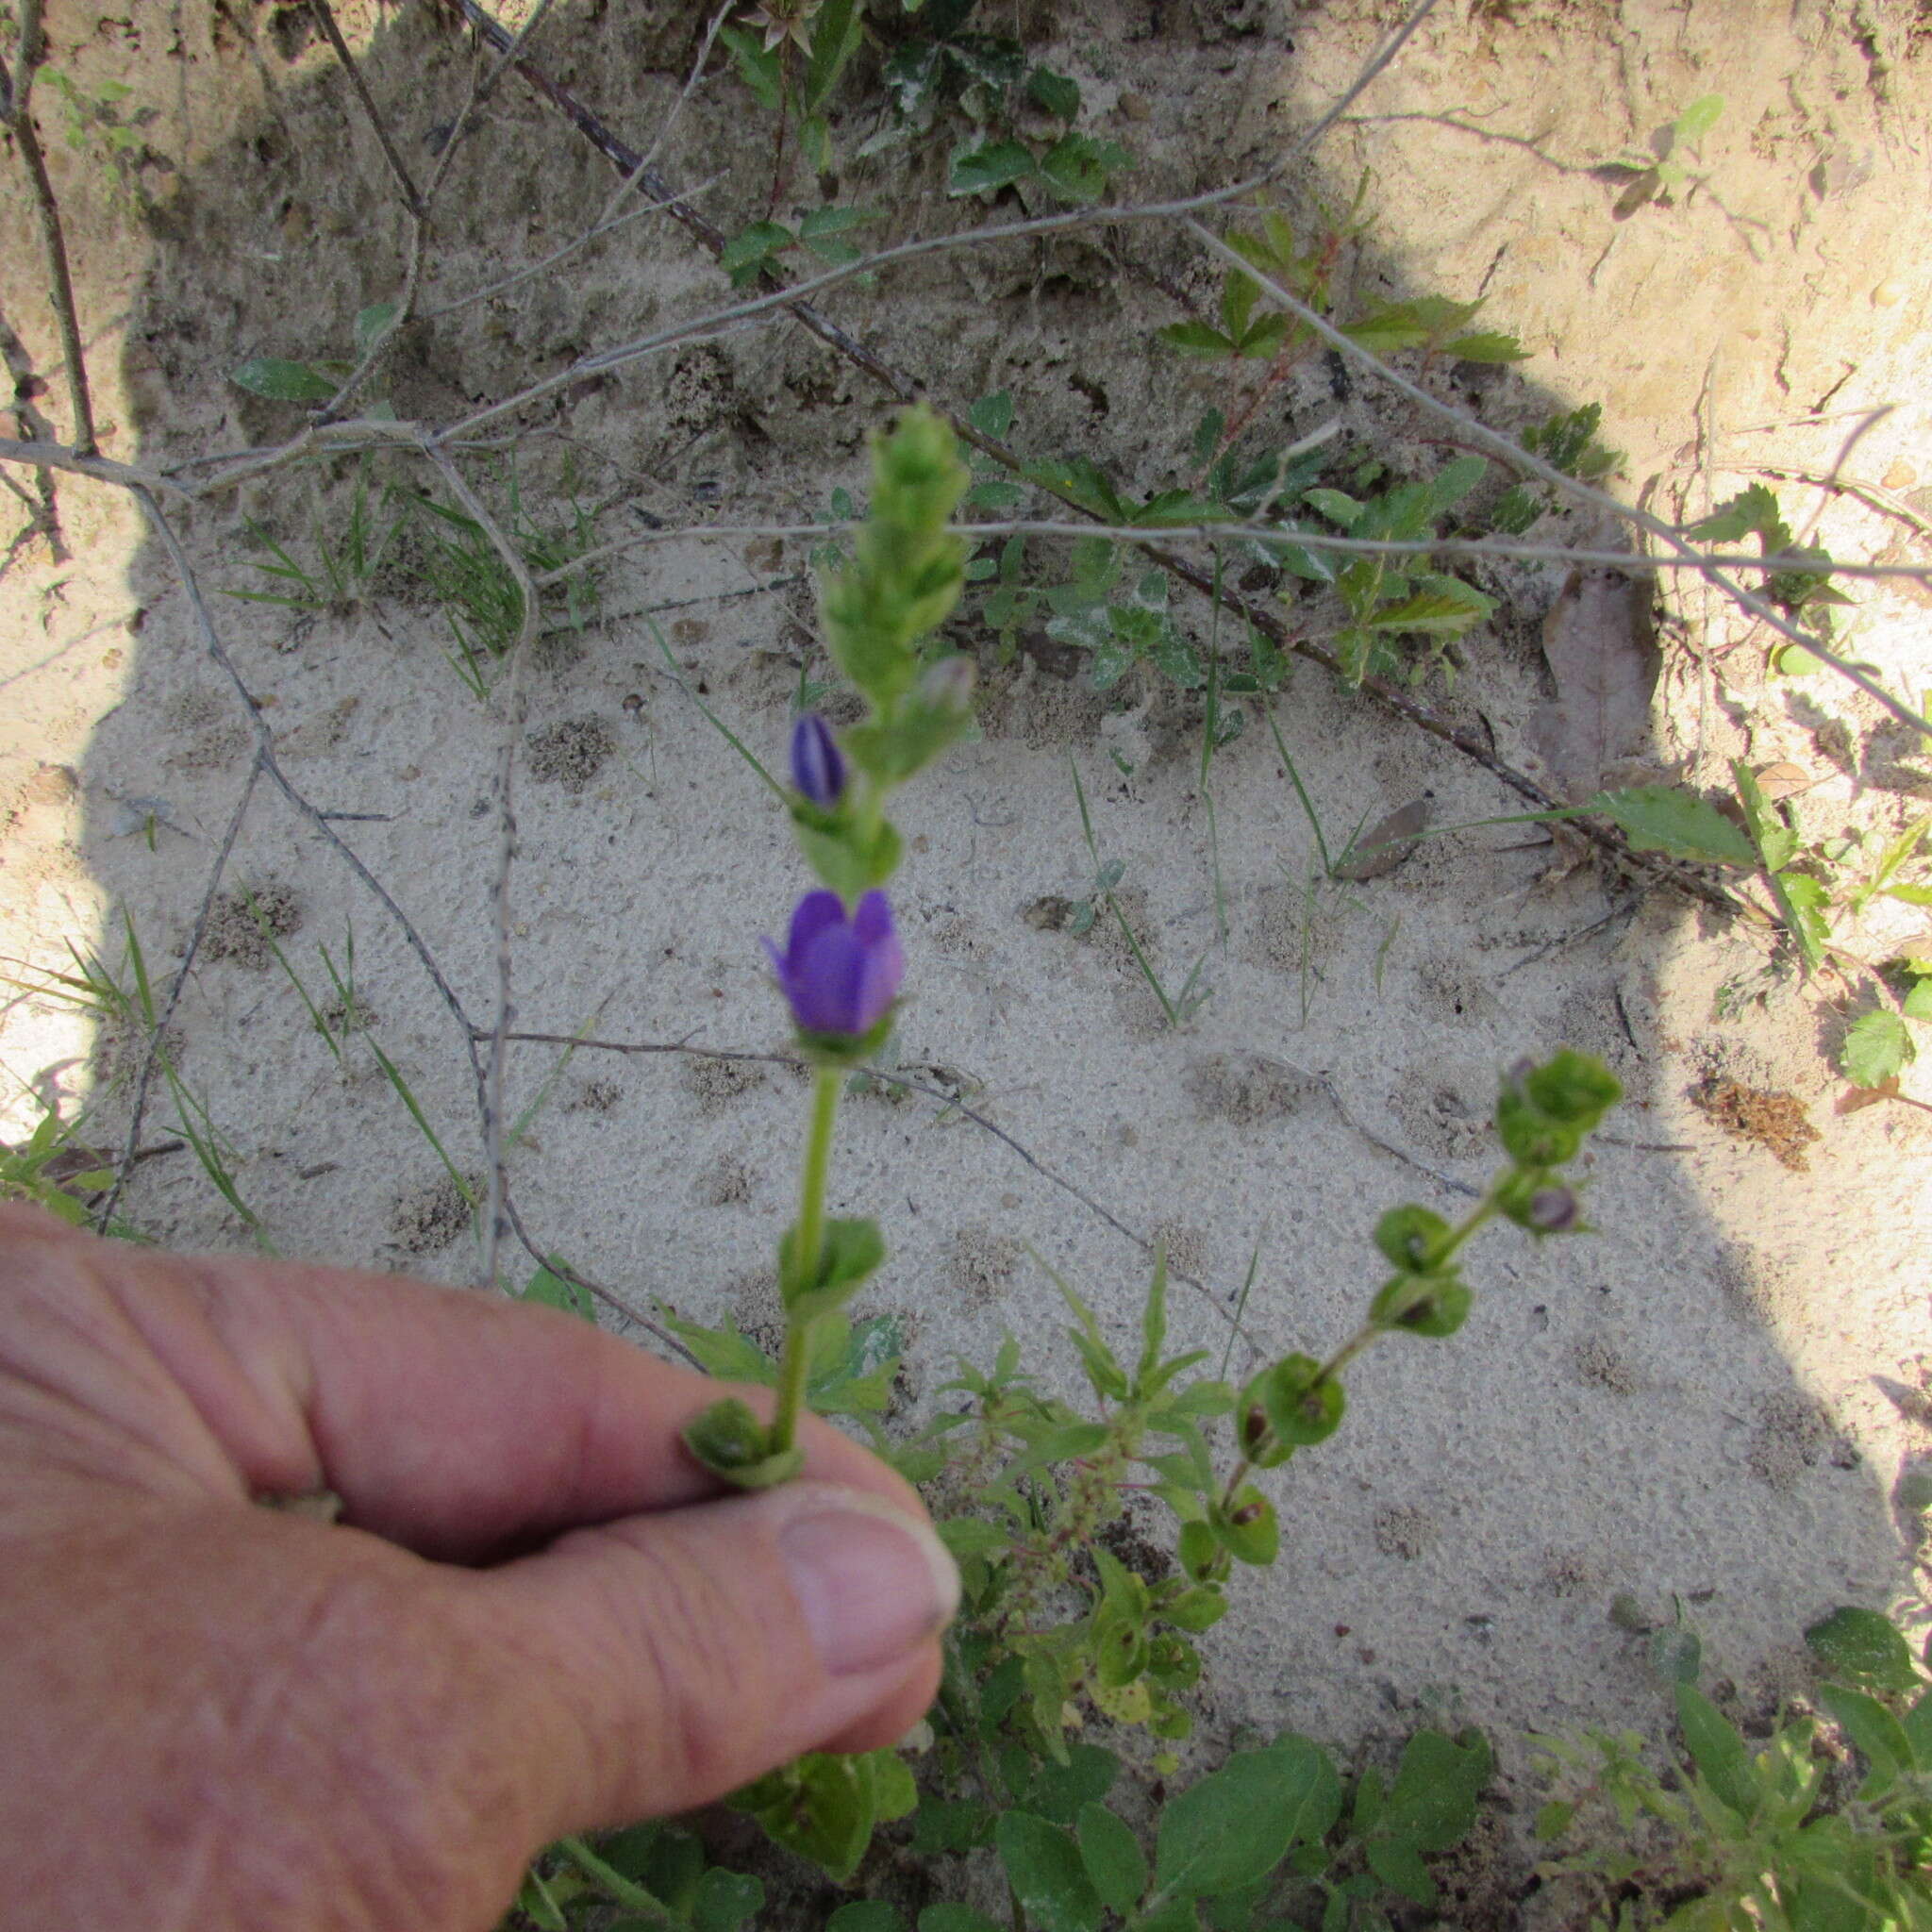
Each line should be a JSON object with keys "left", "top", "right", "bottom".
{"left": 763, "top": 889, "right": 904, "bottom": 1039}
{"left": 1527, "top": 1186, "right": 1579, "bottom": 1233}
{"left": 790, "top": 713, "right": 845, "bottom": 808}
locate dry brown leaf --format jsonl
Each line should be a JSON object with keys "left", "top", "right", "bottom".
{"left": 1753, "top": 761, "right": 1814, "bottom": 801}
{"left": 1335, "top": 797, "right": 1431, "bottom": 880}
{"left": 1836, "top": 1076, "right": 1898, "bottom": 1116}
{"left": 1525, "top": 563, "right": 1660, "bottom": 803}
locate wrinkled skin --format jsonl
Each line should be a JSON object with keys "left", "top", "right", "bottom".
{"left": 0, "top": 1205, "right": 946, "bottom": 1929}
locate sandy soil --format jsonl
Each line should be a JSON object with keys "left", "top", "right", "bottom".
{"left": 3, "top": 0, "right": 1930, "bottom": 1867}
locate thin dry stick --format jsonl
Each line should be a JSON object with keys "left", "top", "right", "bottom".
{"left": 93, "top": 754, "right": 264, "bottom": 1230}
{"left": 306, "top": 0, "right": 425, "bottom": 213}
{"left": 2, "top": 0, "right": 96, "bottom": 457}
{"left": 419, "top": 442, "right": 537, "bottom": 1294}
{"left": 525, "top": 514, "right": 1932, "bottom": 592}
{"left": 1181, "top": 217, "right": 1932, "bottom": 741}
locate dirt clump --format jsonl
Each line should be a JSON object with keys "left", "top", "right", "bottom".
{"left": 526, "top": 716, "right": 616, "bottom": 793}
{"left": 202, "top": 884, "right": 303, "bottom": 970}
{"left": 1690, "top": 1077, "right": 1821, "bottom": 1171}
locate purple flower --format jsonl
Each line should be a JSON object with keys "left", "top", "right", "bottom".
{"left": 765, "top": 890, "right": 903, "bottom": 1038}
{"left": 790, "top": 714, "right": 846, "bottom": 808}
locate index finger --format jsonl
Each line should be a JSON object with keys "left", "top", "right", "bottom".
{"left": 8, "top": 1209, "right": 917, "bottom": 1559}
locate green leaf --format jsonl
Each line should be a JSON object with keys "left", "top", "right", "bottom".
{"left": 1840, "top": 1011, "right": 1913, "bottom": 1088}
{"left": 1426, "top": 455, "right": 1490, "bottom": 513}
{"left": 969, "top": 389, "right": 1015, "bottom": 441}
{"left": 1028, "top": 66, "right": 1081, "bottom": 122}
{"left": 1259, "top": 1355, "right": 1345, "bottom": 1446}
{"left": 826, "top": 1901, "right": 908, "bottom": 1932}
{"left": 231, "top": 358, "right": 338, "bottom": 402}
{"left": 680, "top": 1397, "right": 802, "bottom": 1491}
{"left": 919, "top": 1910, "right": 1004, "bottom": 1932}
{"left": 1532, "top": 1800, "right": 1574, "bottom": 1841}
{"left": 1154, "top": 1739, "right": 1342, "bottom": 1896}
{"left": 803, "top": 0, "right": 864, "bottom": 113}
{"left": 1687, "top": 484, "right": 1782, "bottom": 545}
{"left": 692, "top": 1869, "right": 765, "bottom": 1932}
{"left": 1077, "top": 1804, "right": 1148, "bottom": 1913}
{"left": 1341, "top": 304, "right": 1433, "bottom": 356}
{"left": 1382, "top": 1728, "right": 1491, "bottom": 1852}
{"left": 1589, "top": 786, "right": 1757, "bottom": 866}
{"left": 1818, "top": 1683, "right": 1917, "bottom": 1795}
{"left": 717, "top": 24, "right": 782, "bottom": 110}
{"left": 354, "top": 302, "right": 398, "bottom": 356}
{"left": 950, "top": 138, "right": 1036, "bottom": 195}
{"left": 1037, "top": 133, "right": 1131, "bottom": 204}
{"left": 911, "top": 1803, "right": 996, "bottom": 1856}
{"left": 1442, "top": 330, "right": 1527, "bottom": 364}
{"left": 1674, "top": 1682, "right": 1756, "bottom": 1819}
{"left": 1805, "top": 1607, "right": 1920, "bottom": 1692}
{"left": 1365, "top": 1839, "right": 1435, "bottom": 1907}
{"left": 1304, "top": 487, "right": 1363, "bottom": 527}
{"left": 1774, "top": 871, "right": 1830, "bottom": 969}
{"left": 1209, "top": 1485, "right": 1279, "bottom": 1565}
{"left": 520, "top": 1257, "right": 596, "bottom": 1322}
{"left": 799, "top": 204, "right": 879, "bottom": 241}
{"left": 1674, "top": 92, "right": 1724, "bottom": 142}
{"left": 996, "top": 1813, "right": 1103, "bottom": 1932}
{"left": 1007, "top": 1742, "right": 1121, "bottom": 1824}
{"left": 1904, "top": 975, "right": 1932, "bottom": 1020}
{"left": 1367, "top": 580, "right": 1493, "bottom": 636}
{"left": 780, "top": 1215, "right": 885, "bottom": 1320}
{"left": 720, "top": 221, "right": 793, "bottom": 276}
{"left": 730, "top": 1752, "right": 878, "bottom": 1882}
{"left": 1159, "top": 321, "right": 1238, "bottom": 357}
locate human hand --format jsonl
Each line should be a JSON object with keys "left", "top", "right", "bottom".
{"left": 0, "top": 1204, "right": 956, "bottom": 1929}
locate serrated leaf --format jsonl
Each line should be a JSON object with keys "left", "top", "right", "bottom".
{"left": 950, "top": 138, "right": 1036, "bottom": 195}
{"left": 719, "top": 221, "right": 792, "bottom": 275}
{"left": 1028, "top": 66, "right": 1081, "bottom": 121}
{"left": 799, "top": 204, "right": 878, "bottom": 241}
{"left": 1590, "top": 786, "right": 1757, "bottom": 866}
{"left": 1038, "top": 133, "right": 1131, "bottom": 204}
{"left": 660, "top": 1312, "right": 775, "bottom": 1383}
{"left": 232, "top": 358, "right": 338, "bottom": 402}
{"left": 1368, "top": 581, "right": 1493, "bottom": 636}
{"left": 1442, "top": 330, "right": 1527, "bottom": 364}
{"left": 1840, "top": 1011, "right": 1914, "bottom": 1089}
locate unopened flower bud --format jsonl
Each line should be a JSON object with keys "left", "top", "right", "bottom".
{"left": 1241, "top": 1403, "right": 1270, "bottom": 1451}
{"left": 790, "top": 713, "right": 845, "bottom": 808}
{"left": 1229, "top": 1503, "right": 1263, "bottom": 1527}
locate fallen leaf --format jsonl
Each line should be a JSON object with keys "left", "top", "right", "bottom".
{"left": 1836, "top": 1077, "right": 1898, "bottom": 1116}
{"left": 1752, "top": 761, "right": 1813, "bottom": 801}
{"left": 1525, "top": 562, "right": 1660, "bottom": 803}
{"left": 1335, "top": 797, "right": 1431, "bottom": 880}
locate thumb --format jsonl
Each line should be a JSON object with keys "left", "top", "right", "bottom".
{"left": 463, "top": 1480, "right": 960, "bottom": 1835}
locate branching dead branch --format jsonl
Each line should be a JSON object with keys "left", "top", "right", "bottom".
{"left": 3, "top": 0, "right": 97, "bottom": 458}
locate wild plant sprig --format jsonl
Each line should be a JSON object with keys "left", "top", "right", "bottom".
{"left": 682, "top": 408, "right": 975, "bottom": 1490}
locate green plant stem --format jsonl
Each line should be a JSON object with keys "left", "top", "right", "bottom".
{"left": 771, "top": 1062, "right": 842, "bottom": 1456}
{"left": 554, "top": 1838, "right": 679, "bottom": 1929}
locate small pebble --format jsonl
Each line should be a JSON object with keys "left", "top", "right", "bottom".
{"left": 1872, "top": 279, "right": 1906, "bottom": 307}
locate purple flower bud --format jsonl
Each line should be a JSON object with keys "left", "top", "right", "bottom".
{"left": 1526, "top": 1186, "right": 1580, "bottom": 1233}
{"left": 790, "top": 713, "right": 845, "bottom": 808}
{"left": 763, "top": 889, "right": 904, "bottom": 1039}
